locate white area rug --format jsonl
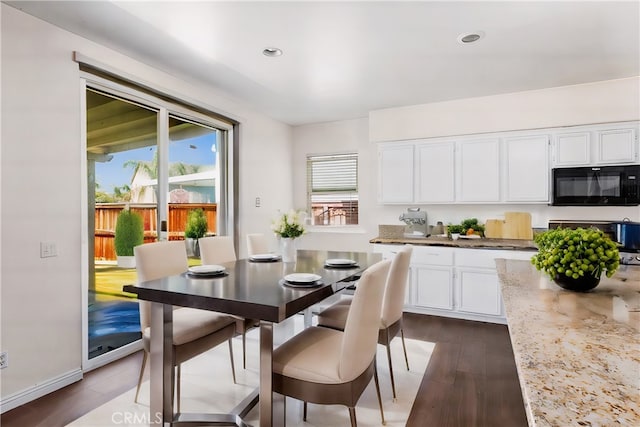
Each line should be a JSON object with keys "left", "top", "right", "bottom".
{"left": 68, "top": 315, "right": 434, "bottom": 426}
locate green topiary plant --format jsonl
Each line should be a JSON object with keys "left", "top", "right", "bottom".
{"left": 114, "top": 209, "right": 144, "bottom": 256}
{"left": 185, "top": 209, "right": 208, "bottom": 239}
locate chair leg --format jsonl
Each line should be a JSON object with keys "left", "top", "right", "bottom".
{"left": 400, "top": 327, "right": 410, "bottom": 371}
{"left": 242, "top": 331, "right": 247, "bottom": 369}
{"left": 303, "top": 401, "right": 308, "bottom": 421}
{"left": 228, "top": 338, "right": 236, "bottom": 384}
{"left": 374, "top": 362, "right": 386, "bottom": 426}
{"left": 134, "top": 351, "right": 147, "bottom": 403}
{"left": 385, "top": 334, "right": 397, "bottom": 400}
{"left": 348, "top": 407, "right": 357, "bottom": 427}
{"left": 176, "top": 364, "right": 181, "bottom": 413}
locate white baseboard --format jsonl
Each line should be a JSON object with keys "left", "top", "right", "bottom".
{"left": 0, "top": 368, "right": 83, "bottom": 414}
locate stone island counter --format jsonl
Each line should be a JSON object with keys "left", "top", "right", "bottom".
{"left": 496, "top": 259, "right": 640, "bottom": 427}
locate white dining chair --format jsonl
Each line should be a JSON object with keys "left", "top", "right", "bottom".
{"left": 246, "top": 233, "right": 269, "bottom": 256}
{"left": 198, "top": 235, "right": 259, "bottom": 369}
{"left": 316, "top": 245, "right": 413, "bottom": 399}
{"left": 133, "top": 240, "right": 237, "bottom": 412}
{"left": 272, "top": 259, "right": 392, "bottom": 426}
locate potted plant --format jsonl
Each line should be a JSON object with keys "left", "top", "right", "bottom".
{"left": 114, "top": 208, "right": 144, "bottom": 268}
{"left": 531, "top": 227, "right": 620, "bottom": 292}
{"left": 185, "top": 208, "right": 208, "bottom": 257}
{"left": 446, "top": 224, "right": 464, "bottom": 240}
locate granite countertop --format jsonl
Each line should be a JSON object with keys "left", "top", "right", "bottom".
{"left": 496, "top": 259, "right": 640, "bottom": 427}
{"left": 370, "top": 235, "right": 538, "bottom": 250}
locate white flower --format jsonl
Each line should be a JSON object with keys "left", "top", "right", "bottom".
{"left": 272, "top": 209, "right": 306, "bottom": 238}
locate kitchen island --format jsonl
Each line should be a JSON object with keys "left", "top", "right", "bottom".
{"left": 496, "top": 259, "right": 640, "bottom": 427}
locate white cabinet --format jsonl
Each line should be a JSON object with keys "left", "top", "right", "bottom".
{"left": 415, "top": 142, "right": 455, "bottom": 203}
{"left": 504, "top": 135, "right": 550, "bottom": 202}
{"left": 410, "top": 246, "right": 455, "bottom": 311}
{"left": 596, "top": 128, "right": 637, "bottom": 164}
{"left": 553, "top": 123, "right": 639, "bottom": 167}
{"left": 554, "top": 131, "right": 591, "bottom": 166}
{"left": 373, "top": 244, "right": 536, "bottom": 324}
{"left": 457, "top": 138, "right": 501, "bottom": 202}
{"left": 378, "top": 143, "right": 414, "bottom": 203}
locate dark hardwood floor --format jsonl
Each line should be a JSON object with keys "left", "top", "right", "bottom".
{"left": 1, "top": 313, "right": 527, "bottom": 427}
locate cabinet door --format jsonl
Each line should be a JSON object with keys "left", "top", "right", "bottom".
{"left": 457, "top": 139, "right": 500, "bottom": 202}
{"left": 378, "top": 144, "right": 414, "bottom": 203}
{"left": 504, "top": 135, "right": 549, "bottom": 202}
{"left": 554, "top": 132, "right": 590, "bottom": 166}
{"left": 595, "top": 128, "right": 638, "bottom": 164}
{"left": 415, "top": 142, "right": 455, "bottom": 203}
{"left": 413, "top": 265, "right": 454, "bottom": 311}
{"left": 456, "top": 268, "right": 501, "bottom": 316}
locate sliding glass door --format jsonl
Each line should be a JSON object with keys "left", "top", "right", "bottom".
{"left": 83, "top": 79, "right": 233, "bottom": 369}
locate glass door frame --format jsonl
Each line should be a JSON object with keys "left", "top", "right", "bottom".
{"left": 80, "top": 74, "right": 236, "bottom": 372}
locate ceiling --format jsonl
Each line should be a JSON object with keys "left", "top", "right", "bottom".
{"left": 6, "top": 1, "right": 640, "bottom": 126}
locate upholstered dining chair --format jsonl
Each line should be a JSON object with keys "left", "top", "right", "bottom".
{"left": 133, "top": 240, "right": 237, "bottom": 412}
{"left": 272, "top": 259, "right": 392, "bottom": 427}
{"left": 316, "top": 245, "right": 413, "bottom": 400}
{"left": 198, "top": 235, "right": 259, "bottom": 369}
{"left": 246, "top": 233, "right": 269, "bottom": 256}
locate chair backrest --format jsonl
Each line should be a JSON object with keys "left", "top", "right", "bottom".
{"left": 246, "top": 233, "right": 269, "bottom": 256}
{"left": 199, "top": 236, "right": 237, "bottom": 264}
{"left": 381, "top": 245, "right": 413, "bottom": 327}
{"left": 338, "top": 259, "right": 391, "bottom": 381}
{"left": 134, "top": 240, "right": 189, "bottom": 329}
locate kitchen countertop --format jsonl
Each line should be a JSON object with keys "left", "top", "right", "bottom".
{"left": 370, "top": 235, "right": 538, "bottom": 250}
{"left": 496, "top": 259, "right": 640, "bottom": 427}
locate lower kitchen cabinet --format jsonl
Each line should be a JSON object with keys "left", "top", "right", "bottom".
{"left": 373, "top": 244, "right": 535, "bottom": 324}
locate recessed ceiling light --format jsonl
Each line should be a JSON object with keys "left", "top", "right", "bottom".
{"left": 457, "top": 31, "right": 485, "bottom": 44}
{"left": 263, "top": 47, "right": 283, "bottom": 57}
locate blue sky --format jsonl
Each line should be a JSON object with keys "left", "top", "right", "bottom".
{"left": 95, "top": 134, "right": 217, "bottom": 193}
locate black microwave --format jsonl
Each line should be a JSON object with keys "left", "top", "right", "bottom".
{"left": 552, "top": 165, "right": 640, "bottom": 206}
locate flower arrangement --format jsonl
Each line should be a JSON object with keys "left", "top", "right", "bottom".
{"left": 271, "top": 210, "right": 306, "bottom": 239}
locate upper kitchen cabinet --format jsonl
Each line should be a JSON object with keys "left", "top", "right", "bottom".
{"left": 504, "top": 135, "right": 550, "bottom": 202}
{"left": 378, "top": 142, "right": 414, "bottom": 204}
{"left": 415, "top": 141, "right": 456, "bottom": 203}
{"left": 552, "top": 122, "right": 639, "bottom": 167}
{"left": 457, "top": 138, "right": 501, "bottom": 202}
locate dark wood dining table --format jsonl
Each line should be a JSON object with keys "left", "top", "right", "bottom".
{"left": 123, "top": 249, "right": 382, "bottom": 426}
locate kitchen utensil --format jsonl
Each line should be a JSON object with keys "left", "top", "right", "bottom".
{"left": 503, "top": 212, "right": 533, "bottom": 240}
{"left": 484, "top": 219, "right": 504, "bottom": 239}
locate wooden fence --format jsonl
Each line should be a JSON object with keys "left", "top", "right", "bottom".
{"left": 94, "top": 203, "right": 217, "bottom": 260}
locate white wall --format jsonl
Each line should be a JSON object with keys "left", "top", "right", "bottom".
{"left": 0, "top": 4, "right": 293, "bottom": 404}
{"left": 292, "top": 78, "right": 640, "bottom": 249}
{"left": 292, "top": 118, "right": 374, "bottom": 252}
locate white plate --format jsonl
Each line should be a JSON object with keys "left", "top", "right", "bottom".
{"left": 250, "top": 253, "right": 280, "bottom": 260}
{"left": 188, "top": 265, "right": 226, "bottom": 275}
{"left": 325, "top": 258, "right": 357, "bottom": 266}
{"left": 284, "top": 273, "right": 321, "bottom": 284}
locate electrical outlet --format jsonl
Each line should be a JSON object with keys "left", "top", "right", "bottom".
{"left": 0, "top": 351, "right": 8, "bottom": 369}
{"left": 255, "top": 197, "right": 261, "bottom": 207}
{"left": 40, "top": 241, "right": 57, "bottom": 258}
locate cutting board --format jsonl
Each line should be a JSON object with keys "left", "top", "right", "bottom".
{"left": 502, "top": 212, "right": 533, "bottom": 240}
{"left": 484, "top": 219, "right": 504, "bottom": 239}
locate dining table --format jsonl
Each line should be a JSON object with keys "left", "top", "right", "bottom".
{"left": 123, "top": 249, "right": 382, "bottom": 427}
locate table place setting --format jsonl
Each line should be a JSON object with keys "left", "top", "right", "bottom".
{"left": 280, "top": 273, "right": 323, "bottom": 288}
{"left": 324, "top": 258, "right": 359, "bottom": 269}
{"left": 249, "top": 253, "right": 282, "bottom": 263}
{"left": 187, "top": 264, "right": 228, "bottom": 278}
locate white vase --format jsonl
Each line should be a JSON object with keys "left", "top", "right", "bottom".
{"left": 281, "top": 237, "right": 297, "bottom": 263}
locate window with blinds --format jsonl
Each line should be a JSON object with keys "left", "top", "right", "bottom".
{"left": 307, "top": 153, "right": 358, "bottom": 226}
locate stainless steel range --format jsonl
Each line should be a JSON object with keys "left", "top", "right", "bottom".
{"left": 548, "top": 220, "right": 640, "bottom": 266}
